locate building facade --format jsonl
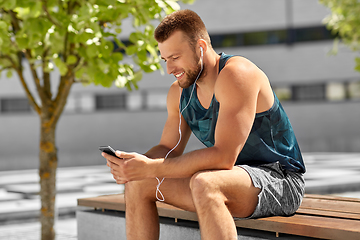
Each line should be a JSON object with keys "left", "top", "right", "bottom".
{"left": 1, "top": 0, "right": 359, "bottom": 170}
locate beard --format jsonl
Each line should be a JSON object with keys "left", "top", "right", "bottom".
{"left": 177, "top": 53, "right": 203, "bottom": 89}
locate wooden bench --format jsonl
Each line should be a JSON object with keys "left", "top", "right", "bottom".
{"left": 78, "top": 193, "right": 360, "bottom": 240}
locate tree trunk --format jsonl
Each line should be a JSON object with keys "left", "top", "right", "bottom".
{"left": 39, "top": 117, "right": 58, "bottom": 240}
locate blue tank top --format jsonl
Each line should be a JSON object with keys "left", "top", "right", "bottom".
{"left": 180, "top": 53, "right": 305, "bottom": 173}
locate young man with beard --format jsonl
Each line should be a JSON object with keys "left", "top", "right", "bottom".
{"left": 102, "top": 9, "right": 306, "bottom": 240}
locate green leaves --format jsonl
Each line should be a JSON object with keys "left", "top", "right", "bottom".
{"left": 355, "top": 57, "right": 360, "bottom": 72}
{"left": 320, "top": 0, "right": 360, "bottom": 73}
{"left": 0, "top": 0, "right": 194, "bottom": 90}
{"left": 53, "top": 57, "right": 68, "bottom": 76}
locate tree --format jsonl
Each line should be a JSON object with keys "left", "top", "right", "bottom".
{"left": 0, "top": 0, "right": 194, "bottom": 239}
{"left": 319, "top": 0, "right": 360, "bottom": 73}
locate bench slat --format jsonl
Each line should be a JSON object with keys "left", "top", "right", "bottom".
{"left": 78, "top": 194, "right": 125, "bottom": 212}
{"left": 304, "top": 194, "right": 360, "bottom": 203}
{"left": 235, "top": 214, "right": 360, "bottom": 240}
{"left": 296, "top": 208, "right": 360, "bottom": 220}
{"left": 77, "top": 194, "right": 360, "bottom": 240}
{"left": 300, "top": 196, "right": 360, "bottom": 215}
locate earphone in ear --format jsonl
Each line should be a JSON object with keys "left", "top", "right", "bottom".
{"left": 200, "top": 47, "right": 203, "bottom": 57}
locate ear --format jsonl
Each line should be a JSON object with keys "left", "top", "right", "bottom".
{"left": 197, "top": 39, "right": 207, "bottom": 54}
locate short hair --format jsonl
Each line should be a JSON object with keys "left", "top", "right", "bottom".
{"left": 154, "top": 9, "right": 211, "bottom": 50}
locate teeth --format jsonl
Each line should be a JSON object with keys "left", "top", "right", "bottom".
{"left": 175, "top": 72, "right": 184, "bottom": 78}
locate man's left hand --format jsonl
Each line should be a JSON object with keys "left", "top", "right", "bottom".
{"left": 102, "top": 151, "right": 153, "bottom": 184}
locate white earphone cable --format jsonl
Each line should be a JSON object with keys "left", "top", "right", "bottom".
{"left": 156, "top": 48, "right": 204, "bottom": 202}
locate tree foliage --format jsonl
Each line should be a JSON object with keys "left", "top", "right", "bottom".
{"left": 320, "top": 0, "right": 360, "bottom": 72}
{"left": 0, "top": 1, "right": 194, "bottom": 239}
{"left": 0, "top": 0, "right": 194, "bottom": 91}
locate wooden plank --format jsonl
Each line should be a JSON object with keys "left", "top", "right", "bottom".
{"left": 296, "top": 208, "right": 360, "bottom": 220}
{"left": 300, "top": 197, "right": 360, "bottom": 215}
{"left": 154, "top": 200, "right": 360, "bottom": 240}
{"left": 78, "top": 193, "right": 360, "bottom": 240}
{"left": 78, "top": 194, "right": 360, "bottom": 217}
{"left": 304, "top": 194, "right": 360, "bottom": 203}
{"left": 78, "top": 194, "right": 125, "bottom": 211}
{"left": 235, "top": 215, "right": 360, "bottom": 240}
{"left": 156, "top": 201, "right": 198, "bottom": 222}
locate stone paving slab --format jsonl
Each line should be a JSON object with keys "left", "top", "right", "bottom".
{"left": 302, "top": 152, "right": 360, "bottom": 194}
{"left": 0, "top": 218, "right": 77, "bottom": 240}
{"left": 0, "top": 188, "right": 24, "bottom": 201}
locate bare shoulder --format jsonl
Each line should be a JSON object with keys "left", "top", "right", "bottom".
{"left": 215, "top": 56, "right": 266, "bottom": 98}
{"left": 215, "top": 56, "right": 274, "bottom": 113}
{"left": 166, "top": 81, "right": 181, "bottom": 113}
{"left": 220, "top": 56, "right": 267, "bottom": 83}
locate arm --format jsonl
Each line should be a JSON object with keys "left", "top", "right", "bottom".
{"left": 145, "top": 81, "right": 192, "bottom": 159}
{"left": 108, "top": 57, "right": 267, "bottom": 181}
{"left": 151, "top": 57, "right": 264, "bottom": 178}
{"left": 104, "top": 81, "right": 192, "bottom": 182}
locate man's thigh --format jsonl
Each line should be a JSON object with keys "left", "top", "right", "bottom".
{"left": 125, "top": 177, "right": 197, "bottom": 213}
{"left": 146, "top": 167, "right": 260, "bottom": 218}
{"left": 126, "top": 167, "right": 259, "bottom": 217}
{"left": 191, "top": 166, "right": 260, "bottom": 218}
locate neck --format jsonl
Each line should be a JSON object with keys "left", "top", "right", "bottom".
{"left": 196, "top": 49, "right": 220, "bottom": 95}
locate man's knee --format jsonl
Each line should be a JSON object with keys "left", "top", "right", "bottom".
{"left": 125, "top": 179, "right": 157, "bottom": 201}
{"left": 190, "top": 171, "right": 222, "bottom": 205}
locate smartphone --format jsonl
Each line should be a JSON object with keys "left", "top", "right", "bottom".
{"left": 99, "top": 145, "right": 119, "bottom": 158}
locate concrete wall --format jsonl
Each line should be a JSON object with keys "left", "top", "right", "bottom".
{"left": 1, "top": 99, "right": 359, "bottom": 171}
{"left": 77, "top": 209, "right": 309, "bottom": 240}
{"left": 1, "top": 0, "right": 359, "bottom": 171}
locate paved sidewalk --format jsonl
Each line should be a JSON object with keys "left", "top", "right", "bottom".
{"left": 0, "top": 165, "right": 123, "bottom": 239}
{"left": 302, "top": 152, "right": 360, "bottom": 195}
{"left": 0, "top": 152, "right": 360, "bottom": 239}
{"left": 0, "top": 218, "right": 77, "bottom": 240}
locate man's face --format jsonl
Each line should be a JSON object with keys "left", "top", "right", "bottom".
{"left": 158, "top": 31, "right": 202, "bottom": 89}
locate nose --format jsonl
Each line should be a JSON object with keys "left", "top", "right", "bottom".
{"left": 166, "top": 61, "right": 174, "bottom": 75}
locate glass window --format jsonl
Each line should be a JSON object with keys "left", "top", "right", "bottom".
{"left": 243, "top": 32, "right": 269, "bottom": 46}
{"left": 0, "top": 98, "right": 31, "bottom": 113}
{"left": 326, "top": 82, "right": 346, "bottom": 101}
{"left": 348, "top": 81, "right": 360, "bottom": 99}
{"left": 127, "top": 92, "right": 145, "bottom": 110}
{"left": 274, "top": 86, "right": 292, "bottom": 101}
{"left": 95, "top": 93, "right": 127, "bottom": 110}
{"left": 146, "top": 92, "right": 167, "bottom": 110}
{"left": 294, "top": 26, "right": 335, "bottom": 43}
{"left": 292, "top": 84, "right": 326, "bottom": 101}
{"left": 209, "top": 25, "right": 334, "bottom": 48}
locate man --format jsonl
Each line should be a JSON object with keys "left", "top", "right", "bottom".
{"left": 102, "top": 9, "right": 305, "bottom": 240}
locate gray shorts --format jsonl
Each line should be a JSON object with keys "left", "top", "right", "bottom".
{"left": 238, "top": 161, "right": 305, "bottom": 219}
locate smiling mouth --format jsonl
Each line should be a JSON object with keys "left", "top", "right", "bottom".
{"left": 175, "top": 72, "right": 185, "bottom": 79}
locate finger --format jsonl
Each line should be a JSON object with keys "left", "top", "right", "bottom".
{"left": 104, "top": 153, "right": 121, "bottom": 165}
{"left": 113, "top": 175, "right": 127, "bottom": 184}
{"left": 110, "top": 168, "right": 121, "bottom": 176}
{"left": 115, "top": 151, "right": 136, "bottom": 159}
{"left": 116, "top": 179, "right": 128, "bottom": 184}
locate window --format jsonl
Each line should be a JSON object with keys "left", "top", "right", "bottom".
{"left": 0, "top": 98, "right": 31, "bottom": 113}
{"left": 95, "top": 93, "right": 127, "bottom": 110}
{"left": 348, "top": 81, "right": 360, "bottom": 99}
{"left": 292, "top": 84, "right": 326, "bottom": 101}
{"left": 326, "top": 82, "right": 347, "bottom": 101}
{"left": 210, "top": 25, "right": 335, "bottom": 48}
{"left": 294, "top": 26, "right": 335, "bottom": 43}
{"left": 146, "top": 92, "right": 167, "bottom": 110}
{"left": 274, "top": 86, "right": 292, "bottom": 101}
